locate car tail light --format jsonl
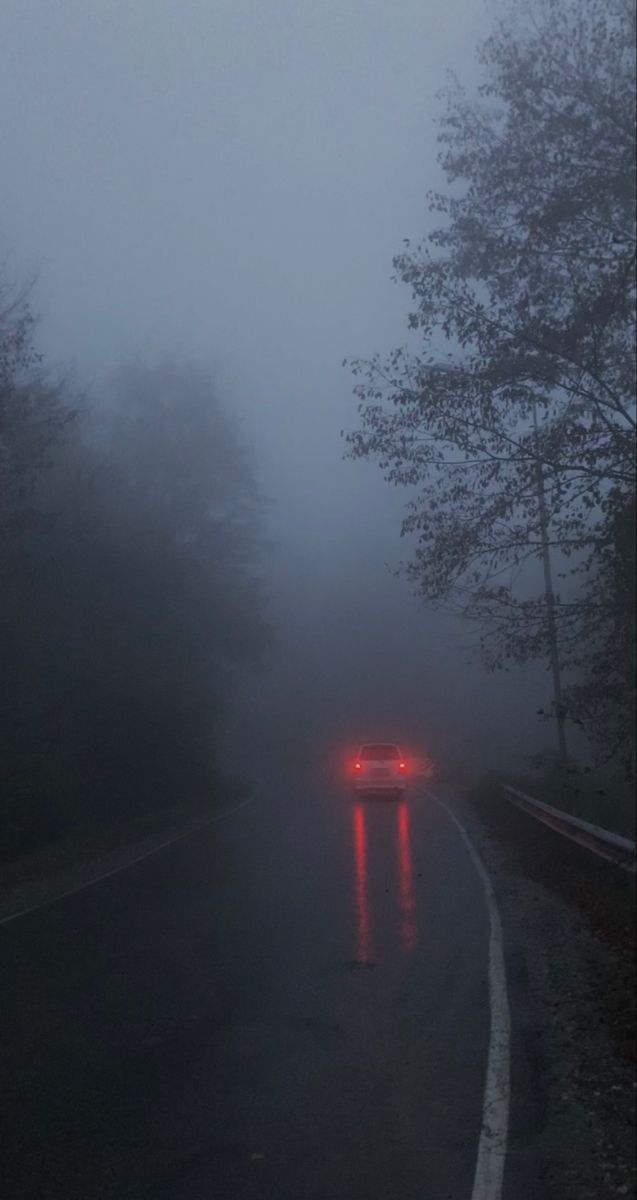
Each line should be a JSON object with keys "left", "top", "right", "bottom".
{"left": 398, "top": 762, "right": 406, "bottom": 772}
{"left": 355, "top": 762, "right": 361, "bottom": 770}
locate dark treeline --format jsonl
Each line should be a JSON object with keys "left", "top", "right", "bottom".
{"left": 1, "top": 280, "right": 269, "bottom": 858}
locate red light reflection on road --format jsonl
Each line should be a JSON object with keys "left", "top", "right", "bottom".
{"left": 352, "top": 803, "right": 372, "bottom": 964}
{"left": 397, "top": 802, "right": 417, "bottom": 953}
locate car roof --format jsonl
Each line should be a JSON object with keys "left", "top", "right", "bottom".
{"left": 358, "top": 742, "right": 401, "bottom": 751}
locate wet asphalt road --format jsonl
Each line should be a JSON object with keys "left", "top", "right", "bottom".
{"left": 0, "top": 775, "right": 493, "bottom": 1200}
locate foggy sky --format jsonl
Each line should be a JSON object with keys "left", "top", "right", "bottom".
{"left": 1, "top": 0, "right": 553, "bottom": 774}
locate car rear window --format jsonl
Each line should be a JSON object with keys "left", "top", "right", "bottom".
{"left": 360, "top": 744, "right": 400, "bottom": 761}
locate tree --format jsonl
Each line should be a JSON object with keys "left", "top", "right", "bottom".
{"left": 1, "top": 272, "right": 77, "bottom": 853}
{"left": 345, "top": 0, "right": 636, "bottom": 771}
{"left": 97, "top": 359, "right": 270, "bottom": 680}
{"left": 0, "top": 275, "right": 73, "bottom": 540}
{"left": 562, "top": 493, "right": 636, "bottom": 778}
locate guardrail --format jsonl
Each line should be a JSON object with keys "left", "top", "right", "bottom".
{"left": 500, "top": 784, "right": 636, "bottom": 874}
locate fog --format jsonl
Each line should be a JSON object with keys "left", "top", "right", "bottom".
{"left": 1, "top": 0, "right": 554, "bottom": 783}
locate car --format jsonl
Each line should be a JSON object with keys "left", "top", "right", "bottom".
{"left": 351, "top": 743, "right": 407, "bottom": 796}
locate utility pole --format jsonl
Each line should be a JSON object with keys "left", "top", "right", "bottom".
{"left": 532, "top": 403, "right": 568, "bottom": 766}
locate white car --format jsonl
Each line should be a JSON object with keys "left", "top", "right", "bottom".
{"left": 351, "top": 744, "right": 407, "bottom": 795}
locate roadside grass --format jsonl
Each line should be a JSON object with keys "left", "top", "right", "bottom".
{"left": 0, "top": 774, "right": 252, "bottom": 903}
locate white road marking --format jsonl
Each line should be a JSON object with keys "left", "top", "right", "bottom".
{"left": 0, "top": 798, "right": 252, "bottom": 928}
{"left": 433, "top": 795, "right": 511, "bottom": 1200}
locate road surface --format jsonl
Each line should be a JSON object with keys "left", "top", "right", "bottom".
{"left": 0, "top": 773, "right": 514, "bottom": 1200}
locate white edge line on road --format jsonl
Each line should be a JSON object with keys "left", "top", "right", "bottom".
{"left": 433, "top": 795, "right": 511, "bottom": 1200}
{"left": 0, "top": 798, "right": 253, "bottom": 928}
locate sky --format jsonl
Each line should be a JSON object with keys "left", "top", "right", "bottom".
{"left": 0, "top": 0, "right": 557, "bottom": 774}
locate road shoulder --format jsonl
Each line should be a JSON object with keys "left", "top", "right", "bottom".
{"left": 455, "top": 782, "right": 635, "bottom": 1200}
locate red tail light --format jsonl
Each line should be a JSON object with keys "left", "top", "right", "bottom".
{"left": 355, "top": 762, "right": 361, "bottom": 770}
{"left": 399, "top": 762, "right": 406, "bottom": 772}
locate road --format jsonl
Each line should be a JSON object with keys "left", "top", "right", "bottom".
{"left": 1, "top": 774, "right": 506, "bottom": 1200}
